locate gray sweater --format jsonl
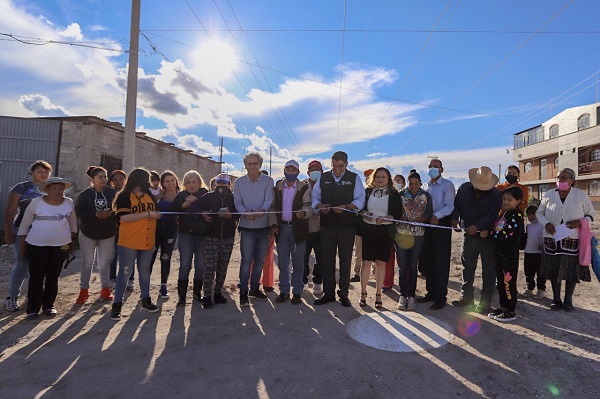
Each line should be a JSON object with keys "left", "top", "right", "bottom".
{"left": 234, "top": 173, "right": 274, "bottom": 230}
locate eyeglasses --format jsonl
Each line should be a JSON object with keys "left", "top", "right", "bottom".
{"left": 246, "top": 162, "right": 259, "bottom": 166}
{"left": 331, "top": 163, "right": 346, "bottom": 169}
{"left": 555, "top": 175, "right": 571, "bottom": 181}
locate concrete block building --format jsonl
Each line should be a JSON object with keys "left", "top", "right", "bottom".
{"left": 513, "top": 102, "right": 600, "bottom": 210}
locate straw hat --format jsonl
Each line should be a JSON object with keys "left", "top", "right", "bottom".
{"left": 468, "top": 166, "right": 499, "bottom": 191}
{"left": 36, "top": 177, "right": 76, "bottom": 195}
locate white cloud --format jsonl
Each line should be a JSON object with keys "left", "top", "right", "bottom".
{"left": 367, "top": 152, "right": 387, "bottom": 158}
{"left": 19, "top": 94, "right": 74, "bottom": 116}
{"left": 89, "top": 25, "right": 108, "bottom": 32}
{"left": 38, "top": 15, "right": 53, "bottom": 26}
{"left": 139, "top": 125, "right": 229, "bottom": 158}
{"left": 59, "top": 22, "right": 83, "bottom": 40}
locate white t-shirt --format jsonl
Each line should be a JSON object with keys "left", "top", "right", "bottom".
{"left": 364, "top": 191, "right": 392, "bottom": 225}
{"left": 18, "top": 197, "right": 77, "bottom": 246}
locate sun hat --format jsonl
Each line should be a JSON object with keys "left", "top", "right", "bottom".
{"left": 36, "top": 177, "right": 76, "bottom": 195}
{"left": 468, "top": 166, "right": 499, "bottom": 191}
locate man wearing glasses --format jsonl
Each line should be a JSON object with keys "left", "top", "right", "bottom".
{"left": 312, "top": 151, "right": 365, "bottom": 307}
{"left": 234, "top": 152, "right": 274, "bottom": 307}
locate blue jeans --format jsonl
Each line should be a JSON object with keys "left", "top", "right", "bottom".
{"left": 239, "top": 229, "right": 270, "bottom": 293}
{"left": 8, "top": 226, "right": 29, "bottom": 298}
{"left": 114, "top": 246, "right": 154, "bottom": 303}
{"left": 150, "top": 222, "right": 178, "bottom": 284}
{"left": 396, "top": 234, "right": 425, "bottom": 298}
{"left": 276, "top": 224, "right": 306, "bottom": 295}
{"left": 177, "top": 232, "right": 204, "bottom": 281}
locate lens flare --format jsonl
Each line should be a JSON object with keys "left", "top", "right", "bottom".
{"left": 395, "top": 232, "right": 415, "bottom": 250}
{"left": 457, "top": 315, "right": 481, "bottom": 337}
{"left": 548, "top": 386, "right": 560, "bottom": 396}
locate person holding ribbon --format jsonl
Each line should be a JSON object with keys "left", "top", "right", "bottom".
{"left": 358, "top": 167, "right": 402, "bottom": 308}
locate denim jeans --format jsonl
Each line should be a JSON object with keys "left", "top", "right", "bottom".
{"left": 396, "top": 234, "right": 425, "bottom": 298}
{"left": 303, "top": 231, "right": 322, "bottom": 284}
{"left": 8, "top": 226, "right": 30, "bottom": 298}
{"left": 276, "top": 224, "right": 306, "bottom": 295}
{"left": 79, "top": 232, "right": 115, "bottom": 289}
{"left": 460, "top": 234, "right": 496, "bottom": 305}
{"left": 177, "top": 232, "right": 205, "bottom": 281}
{"left": 150, "top": 222, "right": 178, "bottom": 284}
{"left": 114, "top": 246, "right": 154, "bottom": 303}
{"left": 110, "top": 231, "right": 119, "bottom": 281}
{"left": 239, "top": 228, "right": 270, "bottom": 293}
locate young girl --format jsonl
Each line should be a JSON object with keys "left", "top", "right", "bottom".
{"left": 489, "top": 186, "right": 524, "bottom": 322}
{"left": 75, "top": 166, "right": 118, "bottom": 303}
{"left": 109, "top": 170, "right": 127, "bottom": 287}
{"left": 111, "top": 168, "right": 162, "bottom": 321}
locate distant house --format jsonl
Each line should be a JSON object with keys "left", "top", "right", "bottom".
{"left": 0, "top": 115, "right": 222, "bottom": 229}
{"left": 513, "top": 102, "right": 600, "bottom": 210}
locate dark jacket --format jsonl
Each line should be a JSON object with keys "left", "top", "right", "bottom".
{"left": 172, "top": 188, "right": 209, "bottom": 236}
{"left": 75, "top": 186, "right": 118, "bottom": 239}
{"left": 268, "top": 179, "right": 313, "bottom": 243}
{"left": 451, "top": 182, "right": 502, "bottom": 232}
{"left": 319, "top": 170, "right": 359, "bottom": 228}
{"left": 197, "top": 188, "right": 239, "bottom": 239}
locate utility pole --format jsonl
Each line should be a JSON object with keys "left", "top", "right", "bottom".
{"left": 499, "top": 164, "right": 502, "bottom": 179}
{"left": 219, "top": 137, "right": 223, "bottom": 172}
{"left": 123, "top": 0, "right": 141, "bottom": 172}
{"left": 269, "top": 147, "right": 272, "bottom": 176}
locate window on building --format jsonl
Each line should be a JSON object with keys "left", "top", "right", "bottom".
{"left": 514, "top": 125, "right": 544, "bottom": 149}
{"left": 100, "top": 154, "right": 123, "bottom": 176}
{"left": 549, "top": 124, "right": 559, "bottom": 138}
{"left": 578, "top": 113, "right": 590, "bottom": 130}
{"left": 554, "top": 157, "right": 559, "bottom": 169}
{"left": 540, "top": 158, "right": 547, "bottom": 179}
{"left": 539, "top": 184, "right": 550, "bottom": 198}
{"left": 591, "top": 149, "right": 600, "bottom": 162}
{"left": 589, "top": 181, "right": 600, "bottom": 196}
{"left": 525, "top": 162, "right": 532, "bottom": 173}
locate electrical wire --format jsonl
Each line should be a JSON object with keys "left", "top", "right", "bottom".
{"left": 336, "top": 0, "right": 347, "bottom": 149}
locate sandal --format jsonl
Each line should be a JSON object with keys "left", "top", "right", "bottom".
{"left": 375, "top": 294, "right": 382, "bottom": 308}
{"left": 359, "top": 292, "right": 367, "bottom": 307}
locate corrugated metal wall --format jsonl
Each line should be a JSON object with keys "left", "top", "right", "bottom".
{"left": 0, "top": 116, "right": 61, "bottom": 231}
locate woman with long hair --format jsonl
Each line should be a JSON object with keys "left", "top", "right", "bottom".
{"left": 172, "top": 170, "right": 209, "bottom": 305}
{"left": 110, "top": 168, "right": 162, "bottom": 321}
{"left": 108, "top": 170, "right": 127, "bottom": 287}
{"left": 358, "top": 167, "right": 402, "bottom": 308}
{"left": 75, "top": 166, "right": 118, "bottom": 303}
{"left": 149, "top": 170, "right": 181, "bottom": 299}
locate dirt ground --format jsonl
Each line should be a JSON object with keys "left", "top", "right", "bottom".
{"left": 1, "top": 225, "right": 600, "bottom": 399}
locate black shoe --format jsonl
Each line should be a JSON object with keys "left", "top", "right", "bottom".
{"left": 350, "top": 275, "right": 360, "bottom": 282}
{"left": 314, "top": 295, "right": 336, "bottom": 305}
{"left": 474, "top": 304, "right": 492, "bottom": 315}
{"left": 177, "top": 279, "right": 188, "bottom": 306}
{"left": 430, "top": 300, "right": 446, "bottom": 310}
{"left": 416, "top": 295, "right": 435, "bottom": 303}
{"left": 249, "top": 289, "right": 268, "bottom": 301}
{"left": 563, "top": 302, "right": 575, "bottom": 312}
{"left": 193, "top": 279, "right": 203, "bottom": 302}
{"left": 141, "top": 297, "right": 159, "bottom": 313}
{"left": 340, "top": 297, "right": 352, "bottom": 307}
{"left": 291, "top": 294, "right": 302, "bottom": 305}
{"left": 451, "top": 297, "right": 474, "bottom": 307}
{"left": 550, "top": 301, "right": 563, "bottom": 311}
{"left": 203, "top": 296, "right": 213, "bottom": 309}
{"left": 214, "top": 292, "right": 227, "bottom": 304}
{"left": 111, "top": 303, "right": 122, "bottom": 320}
{"left": 275, "top": 293, "right": 290, "bottom": 303}
{"left": 263, "top": 286, "right": 275, "bottom": 292}
{"left": 240, "top": 293, "right": 249, "bottom": 307}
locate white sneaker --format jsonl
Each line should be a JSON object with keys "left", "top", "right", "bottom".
{"left": 397, "top": 296, "right": 407, "bottom": 310}
{"left": 407, "top": 297, "right": 416, "bottom": 311}
{"left": 533, "top": 289, "right": 545, "bottom": 300}
{"left": 4, "top": 297, "right": 19, "bottom": 312}
{"left": 520, "top": 289, "right": 533, "bottom": 298}
{"left": 313, "top": 283, "right": 323, "bottom": 296}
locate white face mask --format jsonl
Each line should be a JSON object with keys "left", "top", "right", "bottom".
{"left": 309, "top": 170, "right": 322, "bottom": 181}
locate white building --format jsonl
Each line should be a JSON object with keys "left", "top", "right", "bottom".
{"left": 513, "top": 102, "right": 600, "bottom": 210}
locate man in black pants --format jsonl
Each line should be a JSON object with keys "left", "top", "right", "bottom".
{"left": 312, "top": 151, "right": 365, "bottom": 307}
{"left": 417, "top": 158, "right": 456, "bottom": 310}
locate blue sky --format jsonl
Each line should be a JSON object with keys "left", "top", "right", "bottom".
{"left": 1, "top": 0, "right": 600, "bottom": 183}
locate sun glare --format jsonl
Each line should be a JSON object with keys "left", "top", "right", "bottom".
{"left": 192, "top": 41, "right": 238, "bottom": 84}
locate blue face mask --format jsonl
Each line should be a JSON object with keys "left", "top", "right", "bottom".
{"left": 427, "top": 167, "right": 440, "bottom": 179}
{"left": 284, "top": 172, "right": 299, "bottom": 182}
{"left": 309, "top": 171, "right": 322, "bottom": 181}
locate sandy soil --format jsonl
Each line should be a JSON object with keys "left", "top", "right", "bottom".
{"left": 1, "top": 225, "right": 599, "bottom": 399}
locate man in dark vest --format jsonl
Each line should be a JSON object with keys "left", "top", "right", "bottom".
{"left": 312, "top": 151, "right": 365, "bottom": 307}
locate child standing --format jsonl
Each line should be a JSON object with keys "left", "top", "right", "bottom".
{"left": 489, "top": 186, "right": 524, "bottom": 322}
{"left": 521, "top": 205, "right": 546, "bottom": 299}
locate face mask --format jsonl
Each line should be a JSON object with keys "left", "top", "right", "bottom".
{"left": 557, "top": 181, "right": 570, "bottom": 191}
{"left": 284, "top": 172, "right": 299, "bottom": 182}
{"left": 427, "top": 168, "right": 440, "bottom": 179}
{"left": 216, "top": 186, "right": 226, "bottom": 195}
{"left": 505, "top": 175, "right": 518, "bottom": 184}
{"left": 309, "top": 171, "right": 322, "bottom": 181}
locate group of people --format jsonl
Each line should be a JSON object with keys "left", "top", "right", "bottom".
{"left": 3, "top": 152, "right": 596, "bottom": 323}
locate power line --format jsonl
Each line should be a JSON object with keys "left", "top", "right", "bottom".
{"left": 142, "top": 28, "right": 600, "bottom": 35}
{"left": 336, "top": 0, "right": 347, "bottom": 149}
{"left": 0, "top": 32, "right": 133, "bottom": 53}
